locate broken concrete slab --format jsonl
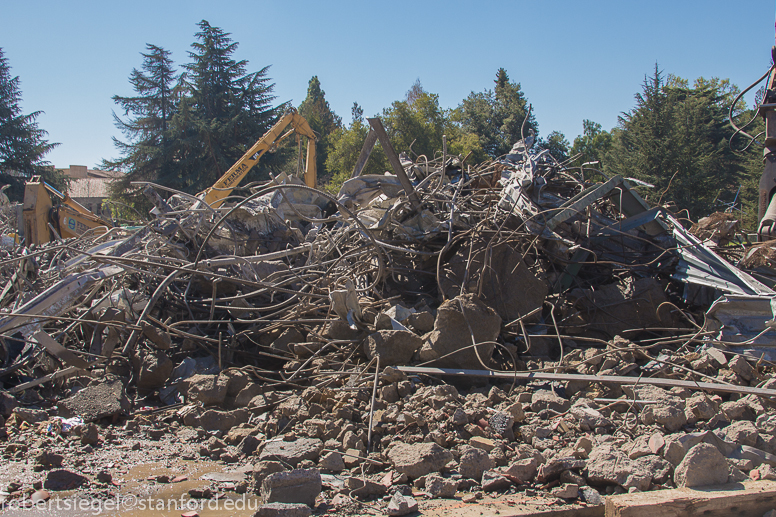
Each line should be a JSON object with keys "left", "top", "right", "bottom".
{"left": 387, "top": 442, "right": 454, "bottom": 479}
{"left": 363, "top": 330, "right": 424, "bottom": 367}
{"left": 254, "top": 502, "right": 312, "bottom": 517}
{"left": 261, "top": 469, "right": 321, "bottom": 506}
{"left": 58, "top": 376, "right": 129, "bottom": 422}
{"left": 258, "top": 438, "right": 323, "bottom": 467}
{"left": 440, "top": 239, "right": 547, "bottom": 324}
{"left": 417, "top": 293, "right": 501, "bottom": 369}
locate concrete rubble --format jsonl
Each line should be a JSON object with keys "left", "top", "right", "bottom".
{"left": 4, "top": 128, "right": 776, "bottom": 515}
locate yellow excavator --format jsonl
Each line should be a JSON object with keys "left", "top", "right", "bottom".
{"left": 197, "top": 108, "right": 317, "bottom": 208}
{"left": 22, "top": 110, "right": 316, "bottom": 245}
{"left": 22, "top": 177, "right": 112, "bottom": 245}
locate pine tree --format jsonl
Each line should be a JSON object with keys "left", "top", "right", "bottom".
{"left": 605, "top": 65, "right": 744, "bottom": 220}
{"left": 0, "top": 48, "right": 62, "bottom": 200}
{"left": 456, "top": 68, "right": 538, "bottom": 158}
{"left": 298, "top": 76, "right": 341, "bottom": 182}
{"left": 351, "top": 102, "right": 364, "bottom": 124}
{"left": 102, "top": 44, "right": 181, "bottom": 216}
{"left": 179, "top": 20, "right": 281, "bottom": 192}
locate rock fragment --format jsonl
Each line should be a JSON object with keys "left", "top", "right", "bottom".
{"left": 481, "top": 470, "right": 511, "bottom": 492}
{"left": 386, "top": 492, "right": 418, "bottom": 516}
{"left": 132, "top": 348, "right": 173, "bottom": 390}
{"left": 363, "top": 330, "right": 424, "bottom": 366}
{"left": 424, "top": 474, "right": 457, "bottom": 498}
{"left": 261, "top": 469, "right": 321, "bottom": 506}
{"left": 674, "top": 443, "right": 730, "bottom": 487}
{"left": 183, "top": 374, "right": 230, "bottom": 406}
{"left": 343, "top": 477, "right": 387, "bottom": 498}
{"left": 504, "top": 457, "right": 539, "bottom": 483}
{"left": 531, "top": 390, "right": 570, "bottom": 413}
{"left": 44, "top": 469, "right": 87, "bottom": 491}
{"left": 387, "top": 442, "right": 453, "bottom": 479}
{"left": 623, "top": 385, "right": 687, "bottom": 432}
{"left": 459, "top": 446, "right": 493, "bottom": 481}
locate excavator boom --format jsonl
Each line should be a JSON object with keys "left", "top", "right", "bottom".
{"left": 198, "top": 109, "right": 317, "bottom": 208}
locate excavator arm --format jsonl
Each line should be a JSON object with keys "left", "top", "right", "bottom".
{"left": 22, "top": 177, "right": 112, "bottom": 245}
{"left": 198, "top": 109, "right": 317, "bottom": 208}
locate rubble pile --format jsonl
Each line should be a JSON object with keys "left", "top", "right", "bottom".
{"left": 3, "top": 133, "right": 776, "bottom": 515}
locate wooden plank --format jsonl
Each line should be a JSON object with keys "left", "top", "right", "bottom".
{"left": 33, "top": 330, "right": 90, "bottom": 369}
{"left": 605, "top": 480, "right": 776, "bottom": 517}
{"left": 396, "top": 366, "right": 776, "bottom": 399}
{"left": 416, "top": 494, "right": 602, "bottom": 517}
{"left": 9, "top": 366, "right": 90, "bottom": 394}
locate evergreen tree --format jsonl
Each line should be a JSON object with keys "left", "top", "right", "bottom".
{"left": 179, "top": 20, "right": 281, "bottom": 193}
{"left": 456, "top": 68, "right": 538, "bottom": 158}
{"left": 102, "top": 44, "right": 181, "bottom": 217}
{"left": 351, "top": 102, "right": 364, "bottom": 124}
{"left": 0, "top": 48, "right": 62, "bottom": 200}
{"left": 730, "top": 88, "right": 765, "bottom": 230}
{"left": 606, "top": 65, "right": 675, "bottom": 193}
{"left": 297, "top": 76, "right": 341, "bottom": 182}
{"left": 605, "top": 65, "right": 744, "bottom": 220}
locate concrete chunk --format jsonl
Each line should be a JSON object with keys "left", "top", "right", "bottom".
{"left": 387, "top": 442, "right": 453, "bottom": 479}
{"left": 254, "top": 502, "right": 312, "bottom": 517}
{"left": 674, "top": 443, "right": 730, "bottom": 488}
{"left": 258, "top": 438, "right": 323, "bottom": 467}
{"left": 58, "top": 377, "right": 129, "bottom": 422}
{"left": 261, "top": 469, "right": 321, "bottom": 506}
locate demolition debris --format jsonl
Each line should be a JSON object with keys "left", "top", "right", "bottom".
{"left": 3, "top": 126, "right": 776, "bottom": 516}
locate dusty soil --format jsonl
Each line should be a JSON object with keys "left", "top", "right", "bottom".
{"left": 0, "top": 411, "right": 602, "bottom": 517}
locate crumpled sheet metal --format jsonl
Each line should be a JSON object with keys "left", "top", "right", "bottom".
{"left": 705, "top": 294, "right": 776, "bottom": 361}
{"left": 498, "top": 147, "right": 773, "bottom": 300}
{"left": 337, "top": 175, "right": 404, "bottom": 210}
{"left": 670, "top": 213, "right": 774, "bottom": 298}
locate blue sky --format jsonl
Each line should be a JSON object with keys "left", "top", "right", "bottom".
{"left": 2, "top": 0, "right": 775, "bottom": 169}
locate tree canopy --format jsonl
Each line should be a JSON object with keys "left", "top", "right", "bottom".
{"left": 99, "top": 32, "right": 760, "bottom": 227}
{"left": 101, "top": 44, "right": 181, "bottom": 215}
{"left": 569, "top": 120, "right": 612, "bottom": 169}
{"left": 455, "top": 68, "right": 538, "bottom": 158}
{"left": 297, "top": 76, "right": 342, "bottom": 183}
{"left": 604, "top": 65, "right": 744, "bottom": 220}
{"left": 104, "top": 20, "right": 283, "bottom": 215}
{"left": 0, "top": 48, "right": 63, "bottom": 200}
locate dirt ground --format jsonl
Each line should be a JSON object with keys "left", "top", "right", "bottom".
{"left": 0, "top": 414, "right": 603, "bottom": 517}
